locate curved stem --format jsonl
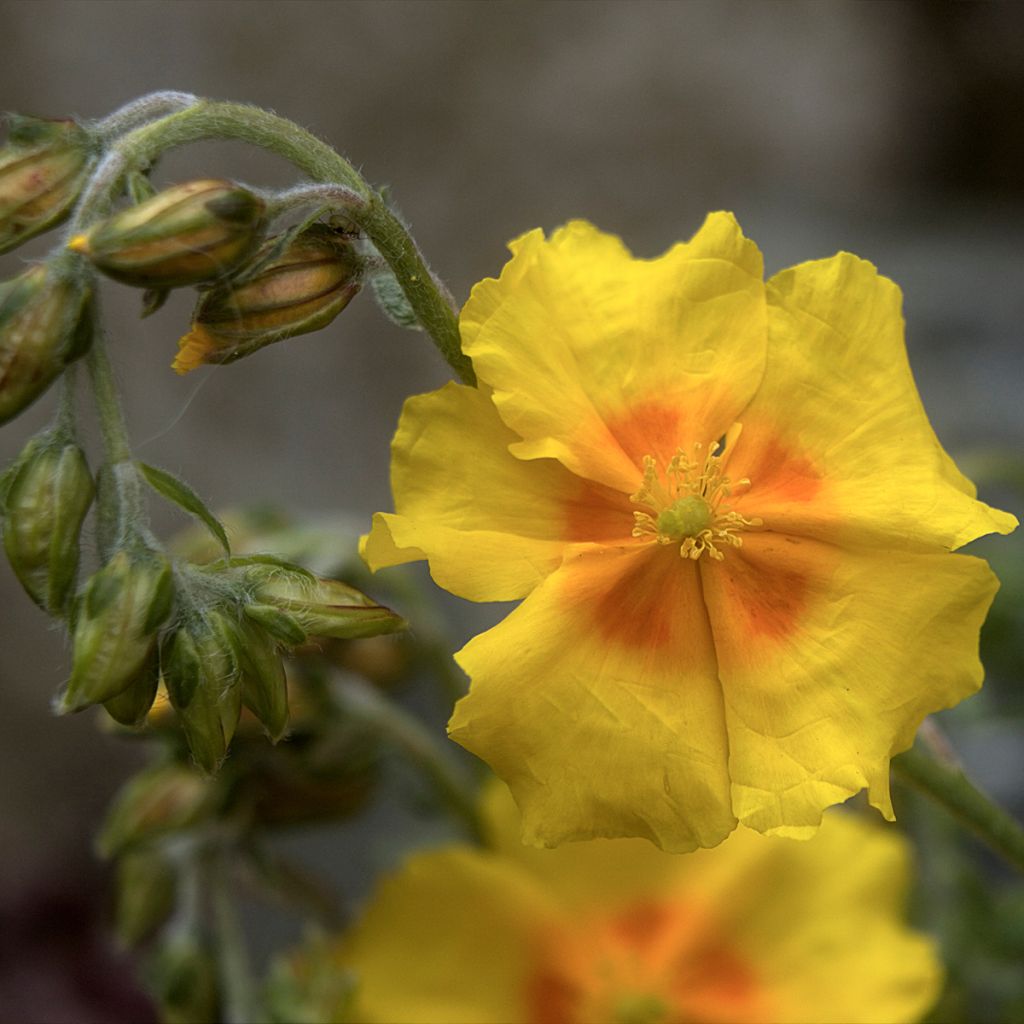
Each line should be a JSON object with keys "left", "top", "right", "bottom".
{"left": 73, "top": 100, "right": 473, "bottom": 382}
{"left": 892, "top": 742, "right": 1024, "bottom": 873}
{"left": 332, "top": 675, "right": 485, "bottom": 844}
{"left": 91, "top": 91, "right": 200, "bottom": 141}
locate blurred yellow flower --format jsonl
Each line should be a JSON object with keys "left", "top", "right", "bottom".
{"left": 362, "top": 214, "right": 1016, "bottom": 851}
{"left": 334, "top": 785, "right": 941, "bottom": 1024}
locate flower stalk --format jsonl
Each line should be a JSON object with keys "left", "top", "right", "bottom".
{"left": 892, "top": 742, "right": 1024, "bottom": 873}
{"left": 69, "top": 98, "right": 473, "bottom": 383}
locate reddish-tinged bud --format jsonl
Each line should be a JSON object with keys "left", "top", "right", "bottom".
{"left": 2, "top": 435, "right": 94, "bottom": 614}
{"left": 0, "top": 264, "right": 93, "bottom": 424}
{"left": 174, "top": 223, "right": 361, "bottom": 373}
{"left": 69, "top": 179, "right": 265, "bottom": 288}
{"left": 0, "top": 116, "right": 93, "bottom": 254}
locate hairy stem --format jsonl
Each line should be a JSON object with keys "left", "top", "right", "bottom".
{"left": 73, "top": 98, "right": 473, "bottom": 382}
{"left": 892, "top": 742, "right": 1024, "bottom": 873}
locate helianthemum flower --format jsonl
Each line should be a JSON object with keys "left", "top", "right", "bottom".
{"left": 362, "top": 214, "right": 1016, "bottom": 851}
{"left": 327, "top": 784, "right": 942, "bottom": 1024}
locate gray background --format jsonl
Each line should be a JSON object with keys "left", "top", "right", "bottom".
{"left": 0, "top": 0, "right": 1022, "bottom": 1000}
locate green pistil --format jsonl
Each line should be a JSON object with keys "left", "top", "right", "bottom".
{"left": 614, "top": 992, "right": 670, "bottom": 1024}
{"left": 656, "top": 495, "right": 712, "bottom": 540}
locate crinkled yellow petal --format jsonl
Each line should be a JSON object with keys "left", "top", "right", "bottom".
{"left": 450, "top": 545, "right": 737, "bottom": 852}
{"left": 728, "top": 253, "right": 1016, "bottom": 550}
{"left": 461, "top": 214, "right": 768, "bottom": 492}
{"left": 349, "top": 784, "right": 939, "bottom": 1024}
{"left": 361, "top": 383, "right": 630, "bottom": 601}
{"left": 714, "top": 816, "right": 941, "bottom": 1024}
{"left": 699, "top": 532, "right": 999, "bottom": 834}
{"left": 344, "top": 846, "right": 557, "bottom": 1024}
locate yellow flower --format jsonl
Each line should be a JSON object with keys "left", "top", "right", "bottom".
{"left": 362, "top": 214, "right": 1016, "bottom": 851}
{"left": 334, "top": 784, "right": 942, "bottom": 1024}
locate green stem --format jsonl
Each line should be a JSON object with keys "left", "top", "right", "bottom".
{"left": 74, "top": 98, "right": 473, "bottom": 383}
{"left": 333, "top": 675, "right": 485, "bottom": 843}
{"left": 210, "top": 855, "right": 261, "bottom": 1024}
{"left": 892, "top": 742, "right": 1024, "bottom": 873}
{"left": 85, "top": 333, "right": 132, "bottom": 463}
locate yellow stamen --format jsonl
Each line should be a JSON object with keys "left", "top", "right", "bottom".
{"left": 630, "top": 426, "right": 762, "bottom": 560}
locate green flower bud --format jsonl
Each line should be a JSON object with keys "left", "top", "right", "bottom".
{"left": 251, "top": 571, "right": 406, "bottom": 640}
{"left": 62, "top": 550, "right": 174, "bottom": 712}
{"left": 0, "top": 116, "right": 93, "bottom": 254}
{"left": 102, "top": 643, "right": 161, "bottom": 727}
{"left": 69, "top": 178, "right": 265, "bottom": 289}
{"left": 148, "top": 936, "right": 221, "bottom": 1024}
{"left": 98, "top": 762, "right": 214, "bottom": 857}
{"left": 174, "top": 223, "right": 361, "bottom": 373}
{"left": 0, "top": 263, "right": 93, "bottom": 424}
{"left": 114, "top": 848, "right": 177, "bottom": 947}
{"left": 2, "top": 435, "right": 94, "bottom": 613}
{"left": 234, "top": 617, "right": 289, "bottom": 742}
{"left": 162, "top": 612, "right": 243, "bottom": 774}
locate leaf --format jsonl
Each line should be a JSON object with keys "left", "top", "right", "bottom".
{"left": 136, "top": 461, "right": 230, "bottom": 555}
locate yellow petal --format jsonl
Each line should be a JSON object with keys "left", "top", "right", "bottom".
{"left": 728, "top": 253, "right": 1016, "bottom": 550}
{"left": 344, "top": 846, "right": 557, "bottom": 1024}
{"left": 450, "top": 545, "right": 737, "bottom": 852}
{"left": 361, "top": 382, "right": 633, "bottom": 601}
{"left": 461, "top": 214, "right": 767, "bottom": 492}
{"left": 699, "top": 532, "right": 999, "bottom": 834}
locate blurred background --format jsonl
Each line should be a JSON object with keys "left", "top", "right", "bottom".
{"left": 1, "top": 2, "right": 1023, "bottom": 1021}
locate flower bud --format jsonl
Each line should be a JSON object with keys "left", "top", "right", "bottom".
{"left": 114, "top": 848, "right": 177, "bottom": 947}
{"left": 173, "top": 223, "right": 361, "bottom": 373}
{"left": 61, "top": 550, "right": 174, "bottom": 712}
{"left": 98, "top": 762, "right": 214, "bottom": 857}
{"left": 251, "top": 570, "right": 406, "bottom": 640}
{"left": 69, "top": 179, "right": 265, "bottom": 289}
{"left": 0, "top": 264, "right": 93, "bottom": 424}
{"left": 162, "top": 613, "right": 243, "bottom": 774}
{"left": 2, "top": 435, "right": 94, "bottom": 613}
{"left": 149, "top": 936, "right": 221, "bottom": 1024}
{"left": 102, "top": 643, "right": 161, "bottom": 727}
{"left": 0, "top": 116, "right": 93, "bottom": 254}
{"left": 234, "top": 617, "right": 289, "bottom": 742}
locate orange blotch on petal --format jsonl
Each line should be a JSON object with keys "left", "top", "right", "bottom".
{"left": 561, "top": 476, "right": 637, "bottom": 543}
{"left": 571, "top": 547, "right": 708, "bottom": 656}
{"left": 527, "top": 899, "right": 772, "bottom": 1024}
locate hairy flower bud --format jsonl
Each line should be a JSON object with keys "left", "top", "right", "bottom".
{"left": 102, "top": 643, "right": 161, "bottom": 727}
{"left": 0, "top": 264, "right": 93, "bottom": 424}
{"left": 2, "top": 435, "right": 94, "bottom": 614}
{"left": 234, "top": 616, "right": 289, "bottom": 742}
{"left": 173, "top": 223, "right": 362, "bottom": 373}
{"left": 62, "top": 550, "right": 174, "bottom": 712}
{"left": 69, "top": 179, "right": 265, "bottom": 289}
{"left": 114, "top": 848, "right": 177, "bottom": 947}
{"left": 98, "top": 762, "right": 214, "bottom": 857}
{"left": 251, "top": 570, "right": 406, "bottom": 640}
{"left": 0, "top": 116, "right": 93, "bottom": 254}
{"left": 162, "top": 612, "right": 243, "bottom": 774}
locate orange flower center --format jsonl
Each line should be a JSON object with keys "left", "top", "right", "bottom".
{"left": 528, "top": 900, "right": 771, "bottom": 1024}
{"left": 630, "top": 424, "right": 762, "bottom": 560}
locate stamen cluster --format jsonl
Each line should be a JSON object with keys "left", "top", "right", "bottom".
{"left": 630, "top": 429, "right": 762, "bottom": 560}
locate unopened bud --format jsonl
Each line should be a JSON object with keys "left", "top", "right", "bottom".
{"left": 2, "top": 435, "right": 94, "bottom": 613}
{"left": 62, "top": 551, "right": 173, "bottom": 712}
{"left": 114, "top": 848, "right": 177, "bottom": 947}
{"left": 174, "top": 223, "right": 361, "bottom": 373}
{"left": 102, "top": 643, "right": 161, "bottom": 727}
{"left": 235, "top": 617, "right": 289, "bottom": 742}
{"left": 251, "top": 570, "right": 405, "bottom": 640}
{"left": 98, "top": 762, "right": 214, "bottom": 857}
{"left": 149, "top": 936, "right": 221, "bottom": 1024}
{"left": 0, "top": 264, "right": 93, "bottom": 424}
{"left": 69, "top": 179, "right": 265, "bottom": 288}
{"left": 162, "top": 613, "right": 243, "bottom": 774}
{"left": 0, "top": 116, "right": 93, "bottom": 254}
